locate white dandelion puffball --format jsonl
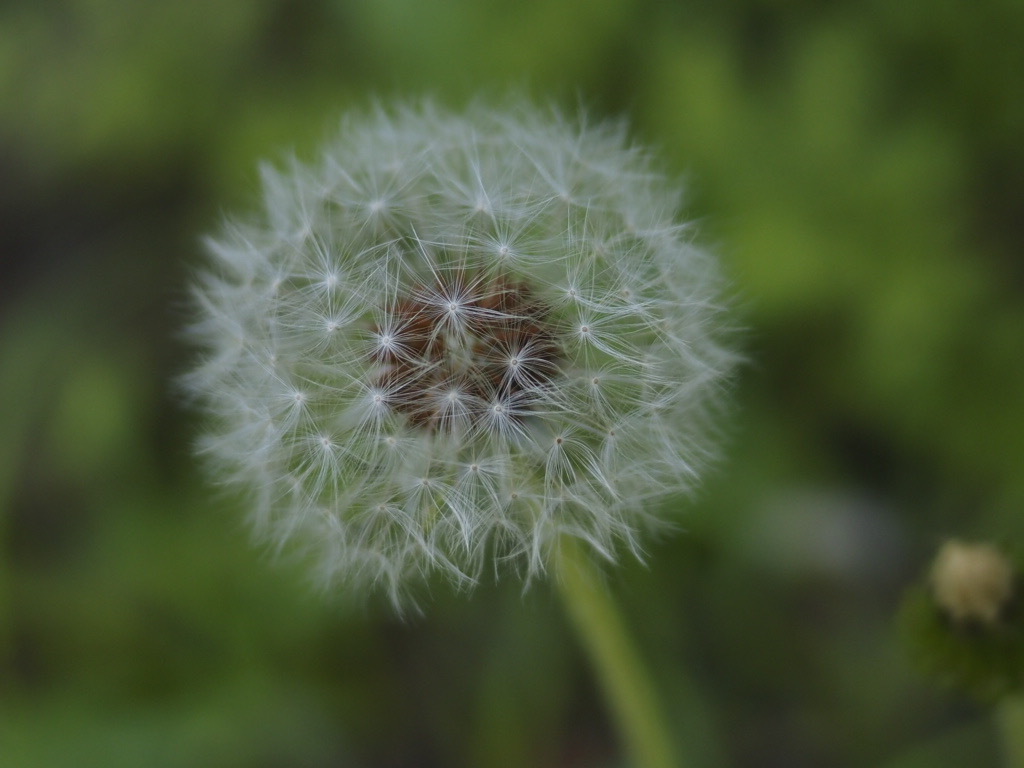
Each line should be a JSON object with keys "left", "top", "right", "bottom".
{"left": 185, "top": 101, "right": 736, "bottom": 603}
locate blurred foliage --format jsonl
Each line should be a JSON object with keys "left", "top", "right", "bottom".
{"left": 1, "top": 0, "right": 1022, "bottom": 766}
{"left": 901, "top": 582, "right": 1024, "bottom": 704}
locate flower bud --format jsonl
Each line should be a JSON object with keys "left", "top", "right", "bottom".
{"left": 931, "top": 539, "right": 1015, "bottom": 625}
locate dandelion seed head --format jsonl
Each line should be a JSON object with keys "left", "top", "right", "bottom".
{"left": 184, "top": 99, "right": 737, "bottom": 606}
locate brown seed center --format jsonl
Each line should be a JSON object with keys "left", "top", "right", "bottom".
{"left": 373, "top": 274, "right": 560, "bottom": 432}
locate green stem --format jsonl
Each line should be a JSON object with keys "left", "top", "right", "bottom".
{"left": 555, "top": 536, "right": 679, "bottom": 768}
{"left": 999, "top": 695, "right": 1024, "bottom": 768}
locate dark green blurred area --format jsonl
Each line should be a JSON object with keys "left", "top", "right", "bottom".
{"left": 2, "top": 0, "right": 1022, "bottom": 765}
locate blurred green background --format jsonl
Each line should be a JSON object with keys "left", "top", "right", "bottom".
{"left": 2, "top": 0, "right": 1022, "bottom": 766}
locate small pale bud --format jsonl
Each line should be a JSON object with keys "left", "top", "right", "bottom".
{"left": 930, "top": 540, "right": 1015, "bottom": 625}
